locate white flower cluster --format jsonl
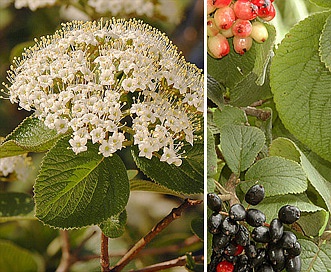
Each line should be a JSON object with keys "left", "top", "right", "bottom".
{"left": 88, "top": 0, "right": 181, "bottom": 24}
{"left": 0, "top": 155, "right": 32, "bottom": 182}
{"left": 14, "top": 0, "right": 57, "bottom": 10}
{"left": 3, "top": 19, "right": 203, "bottom": 166}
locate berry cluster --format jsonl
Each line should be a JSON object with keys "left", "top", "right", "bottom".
{"left": 207, "top": 0, "right": 276, "bottom": 58}
{"left": 207, "top": 185, "right": 302, "bottom": 272}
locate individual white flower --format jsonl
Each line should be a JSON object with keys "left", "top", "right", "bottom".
{"left": 2, "top": 19, "right": 203, "bottom": 166}
{"left": 69, "top": 135, "right": 88, "bottom": 154}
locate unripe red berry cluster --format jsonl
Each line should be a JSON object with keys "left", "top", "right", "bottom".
{"left": 207, "top": 0, "right": 276, "bottom": 58}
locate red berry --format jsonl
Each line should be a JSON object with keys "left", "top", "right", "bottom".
{"left": 233, "top": 0, "right": 258, "bottom": 20}
{"left": 216, "top": 260, "right": 234, "bottom": 272}
{"left": 256, "top": 1, "right": 276, "bottom": 21}
{"left": 207, "top": 17, "right": 220, "bottom": 37}
{"left": 234, "top": 245, "right": 244, "bottom": 256}
{"left": 232, "top": 19, "right": 252, "bottom": 37}
{"left": 260, "top": 3, "right": 276, "bottom": 21}
{"left": 208, "top": 34, "right": 230, "bottom": 58}
{"left": 251, "top": 0, "right": 271, "bottom": 8}
{"left": 212, "top": 0, "right": 232, "bottom": 8}
{"left": 233, "top": 36, "right": 253, "bottom": 55}
{"left": 214, "top": 6, "right": 236, "bottom": 30}
{"left": 207, "top": 0, "right": 217, "bottom": 14}
{"left": 250, "top": 21, "right": 268, "bottom": 43}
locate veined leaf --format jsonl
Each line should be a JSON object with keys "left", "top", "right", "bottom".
{"left": 191, "top": 217, "right": 204, "bottom": 241}
{"left": 320, "top": 15, "right": 331, "bottom": 72}
{"left": 0, "top": 117, "right": 64, "bottom": 158}
{"left": 309, "top": 0, "right": 331, "bottom": 8}
{"left": 34, "top": 136, "right": 129, "bottom": 229}
{"left": 213, "top": 106, "right": 246, "bottom": 131}
{"left": 242, "top": 156, "right": 307, "bottom": 197}
{"left": 0, "top": 192, "right": 35, "bottom": 222}
{"left": 270, "top": 12, "right": 331, "bottom": 162}
{"left": 207, "top": 74, "right": 225, "bottom": 109}
{"left": 300, "top": 239, "right": 331, "bottom": 272}
{"left": 219, "top": 125, "right": 265, "bottom": 174}
{"left": 99, "top": 210, "right": 127, "bottom": 238}
{"left": 270, "top": 138, "right": 331, "bottom": 212}
{"left": 132, "top": 144, "right": 203, "bottom": 195}
{"left": 130, "top": 179, "right": 184, "bottom": 197}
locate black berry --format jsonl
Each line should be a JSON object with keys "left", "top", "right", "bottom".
{"left": 229, "top": 203, "right": 246, "bottom": 221}
{"left": 246, "top": 208, "right": 266, "bottom": 227}
{"left": 252, "top": 226, "right": 270, "bottom": 243}
{"left": 234, "top": 225, "right": 250, "bottom": 247}
{"left": 278, "top": 205, "right": 301, "bottom": 224}
{"left": 279, "top": 231, "right": 297, "bottom": 249}
{"left": 221, "top": 217, "right": 239, "bottom": 236}
{"left": 208, "top": 212, "right": 223, "bottom": 234}
{"left": 207, "top": 193, "right": 222, "bottom": 212}
{"left": 285, "top": 256, "right": 301, "bottom": 272}
{"left": 245, "top": 184, "right": 265, "bottom": 205}
{"left": 269, "top": 218, "right": 283, "bottom": 243}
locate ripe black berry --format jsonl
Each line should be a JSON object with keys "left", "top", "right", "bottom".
{"left": 207, "top": 193, "right": 222, "bottom": 212}
{"left": 245, "top": 184, "right": 265, "bottom": 205}
{"left": 208, "top": 212, "right": 223, "bottom": 234}
{"left": 285, "top": 255, "right": 301, "bottom": 272}
{"left": 229, "top": 203, "right": 246, "bottom": 221}
{"left": 252, "top": 226, "right": 270, "bottom": 243}
{"left": 250, "top": 248, "right": 266, "bottom": 268}
{"left": 267, "top": 244, "right": 285, "bottom": 267}
{"left": 278, "top": 205, "right": 301, "bottom": 224}
{"left": 279, "top": 231, "right": 297, "bottom": 249}
{"left": 213, "top": 232, "right": 231, "bottom": 252}
{"left": 234, "top": 225, "right": 250, "bottom": 246}
{"left": 245, "top": 242, "right": 257, "bottom": 259}
{"left": 246, "top": 208, "right": 266, "bottom": 227}
{"left": 269, "top": 218, "right": 283, "bottom": 242}
{"left": 221, "top": 217, "right": 239, "bottom": 236}
{"left": 286, "top": 241, "right": 301, "bottom": 257}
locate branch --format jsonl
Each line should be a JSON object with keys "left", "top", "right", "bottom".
{"left": 56, "top": 230, "right": 74, "bottom": 272}
{"left": 224, "top": 173, "right": 240, "bottom": 207}
{"left": 101, "top": 232, "right": 110, "bottom": 272}
{"left": 242, "top": 106, "right": 271, "bottom": 121}
{"left": 110, "top": 199, "right": 203, "bottom": 272}
{"left": 129, "top": 255, "right": 204, "bottom": 272}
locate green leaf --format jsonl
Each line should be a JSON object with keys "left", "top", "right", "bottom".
{"left": 191, "top": 217, "right": 204, "bottom": 241}
{"left": 130, "top": 179, "right": 184, "bottom": 197}
{"left": 252, "top": 194, "right": 328, "bottom": 236}
{"left": 270, "top": 138, "right": 331, "bottom": 212}
{"left": 0, "top": 117, "right": 64, "bottom": 158}
{"left": 0, "top": 240, "right": 41, "bottom": 272}
{"left": 132, "top": 144, "right": 203, "bottom": 195}
{"left": 229, "top": 68, "right": 272, "bottom": 107}
{"left": 207, "top": 178, "right": 216, "bottom": 193}
{"left": 99, "top": 210, "right": 127, "bottom": 238}
{"left": 242, "top": 156, "right": 307, "bottom": 197}
{"left": 300, "top": 239, "right": 331, "bottom": 272}
{"left": 309, "top": 0, "right": 331, "bottom": 8}
{"left": 34, "top": 136, "right": 130, "bottom": 229}
{"left": 207, "top": 74, "right": 225, "bottom": 109}
{"left": 270, "top": 11, "right": 331, "bottom": 162}
{"left": 219, "top": 125, "right": 265, "bottom": 174}
{"left": 0, "top": 193, "right": 35, "bottom": 222}
{"left": 207, "top": 128, "right": 217, "bottom": 177}
{"left": 320, "top": 15, "right": 331, "bottom": 72}
{"left": 213, "top": 106, "right": 246, "bottom": 131}
{"left": 301, "top": 149, "right": 331, "bottom": 212}
{"left": 269, "top": 137, "right": 301, "bottom": 163}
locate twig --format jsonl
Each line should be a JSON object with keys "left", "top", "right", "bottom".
{"left": 78, "top": 235, "right": 201, "bottom": 262}
{"left": 110, "top": 199, "right": 203, "bottom": 272}
{"left": 224, "top": 173, "right": 240, "bottom": 207}
{"left": 56, "top": 230, "right": 74, "bottom": 272}
{"left": 242, "top": 106, "right": 271, "bottom": 121}
{"left": 101, "top": 232, "right": 110, "bottom": 272}
{"left": 128, "top": 255, "right": 204, "bottom": 272}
